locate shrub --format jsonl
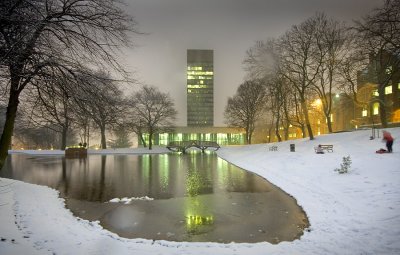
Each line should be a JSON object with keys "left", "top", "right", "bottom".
{"left": 334, "top": 155, "right": 352, "bottom": 174}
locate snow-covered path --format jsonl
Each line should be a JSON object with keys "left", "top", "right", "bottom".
{"left": 1, "top": 128, "right": 400, "bottom": 254}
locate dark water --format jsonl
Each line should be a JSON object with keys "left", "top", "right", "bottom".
{"left": 1, "top": 152, "right": 309, "bottom": 243}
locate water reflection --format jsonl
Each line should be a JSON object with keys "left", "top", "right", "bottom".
{"left": 1, "top": 152, "right": 309, "bottom": 243}
{"left": 1, "top": 152, "right": 270, "bottom": 202}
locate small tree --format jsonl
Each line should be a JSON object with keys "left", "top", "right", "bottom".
{"left": 334, "top": 155, "right": 352, "bottom": 174}
{"left": 109, "top": 125, "right": 132, "bottom": 148}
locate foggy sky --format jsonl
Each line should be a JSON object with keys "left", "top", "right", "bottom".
{"left": 122, "top": 0, "right": 382, "bottom": 126}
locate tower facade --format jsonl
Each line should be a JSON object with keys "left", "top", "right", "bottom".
{"left": 187, "top": 49, "right": 214, "bottom": 127}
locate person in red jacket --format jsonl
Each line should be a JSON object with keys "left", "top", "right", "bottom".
{"left": 382, "top": 130, "right": 394, "bottom": 153}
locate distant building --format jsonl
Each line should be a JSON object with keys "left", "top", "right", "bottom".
{"left": 187, "top": 49, "right": 214, "bottom": 127}
{"left": 355, "top": 51, "right": 400, "bottom": 127}
{"left": 137, "top": 49, "right": 247, "bottom": 147}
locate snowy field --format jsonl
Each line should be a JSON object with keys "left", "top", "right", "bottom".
{"left": 1, "top": 128, "right": 399, "bottom": 255}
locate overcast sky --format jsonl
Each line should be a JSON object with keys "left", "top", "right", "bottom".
{"left": 122, "top": 0, "right": 383, "bottom": 126}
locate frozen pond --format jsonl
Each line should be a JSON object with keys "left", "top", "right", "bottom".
{"left": 1, "top": 152, "right": 309, "bottom": 243}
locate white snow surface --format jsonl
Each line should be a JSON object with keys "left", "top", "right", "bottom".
{"left": 1, "top": 128, "right": 400, "bottom": 255}
{"left": 109, "top": 196, "right": 154, "bottom": 204}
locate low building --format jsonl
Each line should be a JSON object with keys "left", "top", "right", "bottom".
{"left": 139, "top": 126, "right": 245, "bottom": 147}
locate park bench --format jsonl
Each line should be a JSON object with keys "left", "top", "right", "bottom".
{"left": 269, "top": 145, "right": 278, "bottom": 151}
{"left": 314, "top": 144, "right": 333, "bottom": 153}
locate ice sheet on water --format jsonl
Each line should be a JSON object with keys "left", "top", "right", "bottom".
{"left": 108, "top": 196, "right": 154, "bottom": 204}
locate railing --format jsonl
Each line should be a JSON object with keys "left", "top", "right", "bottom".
{"left": 166, "top": 140, "right": 220, "bottom": 153}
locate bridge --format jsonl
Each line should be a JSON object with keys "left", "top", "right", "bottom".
{"left": 166, "top": 140, "right": 220, "bottom": 153}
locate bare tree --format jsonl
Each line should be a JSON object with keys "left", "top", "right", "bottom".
{"left": 129, "top": 85, "right": 177, "bottom": 150}
{"left": 244, "top": 40, "right": 291, "bottom": 142}
{"left": 24, "top": 73, "right": 77, "bottom": 150}
{"left": 128, "top": 118, "right": 147, "bottom": 148}
{"left": 0, "top": 0, "right": 138, "bottom": 168}
{"left": 224, "top": 80, "right": 267, "bottom": 144}
{"left": 279, "top": 13, "right": 329, "bottom": 140}
{"left": 354, "top": 0, "right": 400, "bottom": 127}
{"left": 312, "top": 14, "right": 349, "bottom": 133}
{"left": 74, "top": 70, "right": 126, "bottom": 149}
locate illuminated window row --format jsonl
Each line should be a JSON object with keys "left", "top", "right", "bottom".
{"left": 361, "top": 104, "right": 379, "bottom": 116}
{"left": 373, "top": 86, "right": 393, "bottom": 96}
{"left": 187, "top": 90, "right": 213, "bottom": 94}
{"left": 187, "top": 75, "right": 213, "bottom": 80}
{"left": 187, "top": 66, "right": 203, "bottom": 71}
{"left": 187, "top": 71, "right": 213, "bottom": 75}
{"left": 187, "top": 84, "right": 210, "bottom": 89}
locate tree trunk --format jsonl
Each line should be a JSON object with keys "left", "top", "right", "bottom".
{"left": 248, "top": 126, "right": 254, "bottom": 145}
{"left": 148, "top": 132, "right": 153, "bottom": 150}
{"left": 100, "top": 125, "right": 107, "bottom": 149}
{"left": 245, "top": 125, "right": 250, "bottom": 144}
{"left": 301, "top": 124, "right": 306, "bottom": 138}
{"left": 284, "top": 122, "right": 289, "bottom": 141}
{"left": 61, "top": 126, "right": 68, "bottom": 150}
{"left": 87, "top": 126, "right": 90, "bottom": 148}
{"left": 378, "top": 85, "right": 388, "bottom": 127}
{"left": 0, "top": 90, "right": 20, "bottom": 170}
{"left": 267, "top": 126, "right": 273, "bottom": 143}
{"left": 301, "top": 99, "right": 314, "bottom": 140}
{"left": 326, "top": 114, "right": 333, "bottom": 133}
{"left": 139, "top": 131, "right": 147, "bottom": 148}
{"left": 274, "top": 119, "right": 282, "bottom": 142}
{"left": 274, "top": 108, "right": 282, "bottom": 142}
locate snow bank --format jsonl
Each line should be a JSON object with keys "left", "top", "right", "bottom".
{"left": 1, "top": 128, "right": 399, "bottom": 254}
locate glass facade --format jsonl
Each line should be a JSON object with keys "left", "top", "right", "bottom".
{"left": 139, "top": 127, "right": 245, "bottom": 146}
{"left": 187, "top": 49, "right": 214, "bottom": 127}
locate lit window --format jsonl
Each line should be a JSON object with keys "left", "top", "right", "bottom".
{"left": 385, "top": 86, "right": 392, "bottom": 95}
{"left": 398, "top": 83, "right": 400, "bottom": 90}
{"left": 362, "top": 109, "right": 368, "bottom": 117}
{"left": 372, "top": 90, "right": 379, "bottom": 97}
{"left": 188, "top": 66, "right": 202, "bottom": 71}
{"left": 330, "top": 114, "right": 333, "bottom": 123}
{"left": 373, "top": 102, "right": 379, "bottom": 115}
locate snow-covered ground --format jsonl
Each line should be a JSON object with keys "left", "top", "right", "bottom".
{"left": 1, "top": 128, "right": 399, "bottom": 255}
